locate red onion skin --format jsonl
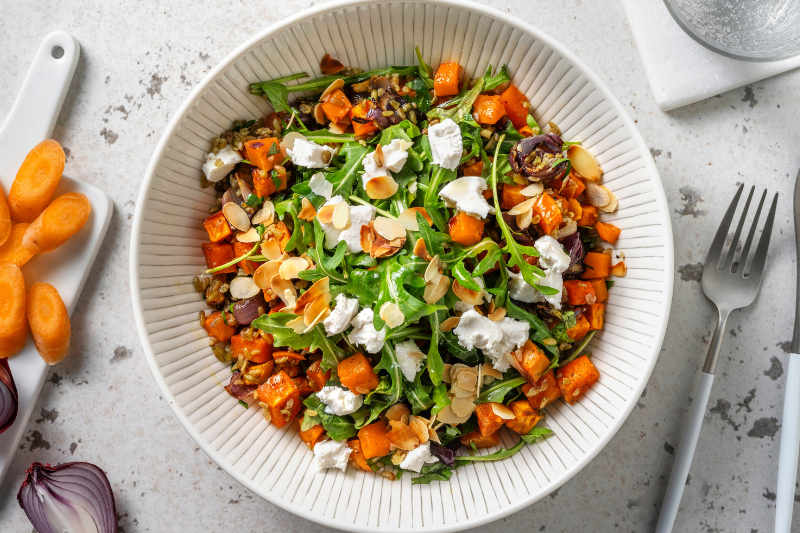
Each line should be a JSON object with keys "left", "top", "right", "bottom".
{"left": 0, "top": 358, "right": 18, "bottom": 434}
{"left": 231, "top": 293, "right": 267, "bottom": 325}
{"left": 225, "top": 371, "right": 257, "bottom": 399}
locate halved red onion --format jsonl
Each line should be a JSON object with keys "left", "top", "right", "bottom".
{"left": 18, "top": 461, "right": 117, "bottom": 533}
{"left": 225, "top": 371, "right": 257, "bottom": 399}
{"left": 221, "top": 186, "right": 243, "bottom": 208}
{"left": 231, "top": 292, "right": 266, "bottom": 325}
{"left": 0, "top": 358, "right": 18, "bottom": 434}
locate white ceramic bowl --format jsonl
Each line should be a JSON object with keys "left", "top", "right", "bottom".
{"left": 130, "top": 1, "right": 674, "bottom": 530}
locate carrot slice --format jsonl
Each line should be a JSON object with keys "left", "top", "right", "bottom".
{"left": 27, "top": 283, "right": 71, "bottom": 365}
{"left": 0, "top": 263, "right": 28, "bottom": 358}
{"left": 22, "top": 192, "right": 91, "bottom": 254}
{"left": 0, "top": 184, "right": 10, "bottom": 247}
{"left": 0, "top": 223, "right": 33, "bottom": 267}
{"left": 8, "top": 139, "right": 65, "bottom": 222}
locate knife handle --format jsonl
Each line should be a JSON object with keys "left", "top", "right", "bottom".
{"left": 776, "top": 352, "right": 800, "bottom": 532}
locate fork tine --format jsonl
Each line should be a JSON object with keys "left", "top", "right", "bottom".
{"left": 722, "top": 186, "right": 755, "bottom": 271}
{"left": 737, "top": 189, "right": 767, "bottom": 273}
{"left": 706, "top": 184, "right": 744, "bottom": 267}
{"left": 745, "top": 192, "right": 779, "bottom": 281}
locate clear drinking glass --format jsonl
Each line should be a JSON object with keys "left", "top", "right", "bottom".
{"left": 664, "top": 0, "right": 800, "bottom": 61}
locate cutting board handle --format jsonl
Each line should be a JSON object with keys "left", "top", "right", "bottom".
{"left": 0, "top": 31, "right": 80, "bottom": 185}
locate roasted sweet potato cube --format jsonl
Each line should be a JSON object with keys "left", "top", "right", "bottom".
{"left": 338, "top": 353, "right": 380, "bottom": 394}
{"left": 556, "top": 355, "right": 600, "bottom": 405}
{"left": 475, "top": 403, "right": 506, "bottom": 437}
{"left": 505, "top": 400, "right": 542, "bottom": 435}
{"left": 500, "top": 184, "right": 527, "bottom": 210}
{"left": 203, "top": 311, "right": 236, "bottom": 343}
{"left": 561, "top": 175, "right": 586, "bottom": 199}
{"left": 306, "top": 360, "right": 331, "bottom": 392}
{"left": 263, "top": 220, "right": 291, "bottom": 253}
{"left": 463, "top": 160, "right": 484, "bottom": 177}
{"left": 434, "top": 62, "right": 462, "bottom": 97}
{"left": 349, "top": 100, "right": 380, "bottom": 137}
{"left": 595, "top": 221, "right": 621, "bottom": 244}
{"left": 274, "top": 350, "right": 304, "bottom": 378}
{"left": 292, "top": 376, "right": 314, "bottom": 397}
{"left": 584, "top": 303, "right": 604, "bottom": 331}
{"left": 448, "top": 212, "right": 484, "bottom": 246}
{"left": 244, "top": 138, "right": 284, "bottom": 172}
{"left": 563, "top": 280, "right": 597, "bottom": 306}
{"left": 321, "top": 89, "right": 352, "bottom": 123}
{"left": 347, "top": 439, "right": 372, "bottom": 471}
{"left": 566, "top": 313, "right": 591, "bottom": 341}
{"left": 460, "top": 429, "right": 500, "bottom": 449}
{"left": 523, "top": 370, "right": 562, "bottom": 410}
{"left": 581, "top": 252, "right": 611, "bottom": 279}
{"left": 589, "top": 279, "right": 609, "bottom": 303}
{"left": 233, "top": 241, "right": 261, "bottom": 275}
{"left": 516, "top": 340, "right": 550, "bottom": 383}
{"left": 202, "top": 242, "right": 236, "bottom": 273}
{"left": 357, "top": 420, "right": 392, "bottom": 459}
{"left": 203, "top": 210, "right": 233, "bottom": 242}
{"left": 252, "top": 166, "right": 287, "bottom": 198}
{"left": 299, "top": 423, "right": 326, "bottom": 450}
{"left": 230, "top": 334, "right": 273, "bottom": 363}
{"left": 577, "top": 204, "right": 599, "bottom": 226}
{"left": 257, "top": 370, "right": 301, "bottom": 428}
{"left": 534, "top": 193, "right": 563, "bottom": 235}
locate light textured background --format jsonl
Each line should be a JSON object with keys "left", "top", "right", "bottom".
{"left": 0, "top": 0, "right": 798, "bottom": 531}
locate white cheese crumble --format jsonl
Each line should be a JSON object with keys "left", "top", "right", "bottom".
{"left": 485, "top": 317, "right": 531, "bottom": 372}
{"left": 316, "top": 386, "right": 363, "bottom": 416}
{"left": 535, "top": 235, "right": 571, "bottom": 272}
{"left": 361, "top": 139, "right": 413, "bottom": 189}
{"left": 312, "top": 438, "right": 351, "bottom": 472}
{"left": 507, "top": 269, "right": 541, "bottom": 304}
{"left": 453, "top": 301, "right": 474, "bottom": 313}
{"left": 348, "top": 308, "right": 387, "bottom": 354}
{"left": 394, "top": 340, "right": 427, "bottom": 382}
{"left": 309, "top": 172, "right": 333, "bottom": 199}
{"left": 319, "top": 196, "right": 376, "bottom": 253}
{"left": 202, "top": 145, "right": 242, "bottom": 183}
{"left": 324, "top": 293, "right": 359, "bottom": 335}
{"left": 428, "top": 118, "right": 463, "bottom": 170}
{"left": 286, "top": 138, "right": 336, "bottom": 169}
{"left": 453, "top": 310, "right": 530, "bottom": 372}
{"left": 438, "top": 176, "right": 494, "bottom": 219}
{"left": 399, "top": 441, "right": 439, "bottom": 472}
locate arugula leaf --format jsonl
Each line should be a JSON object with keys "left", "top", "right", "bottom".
{"left": 248, "top": 72, "right": 309, "bottom": 96}
{"left": 550, "top": 311, "right": 577, "bottom": 344}
{"left": 520, "top": 426, "right": 554, "bottom": 444}
{"left": 328, "top": 142, "right": 370, "bottom": 197}
{"left": 606, "top": 280, "right": 615, "bottom": 289}
{"left": 416, "top": 212, "right": 449, "bottom": 258}
{"left": 440, "top": 331, "right": 479, "bottom": 364}
{"left": 300, "top": 219, "right": 347, "bottom": 284}
{"left": 451, "top": 261, "right": 481, "bottom": 292}
{"left": 253, "top": 66, "right": 419, "bottom": 95}
{"left": 415, "top": 47, "right": 434, "bottom": 88}
{"left": 412, "top": 462, "right": 455, "bottom": 484}
{"left": 300, "top": 410, "right": 322, "bottom": 431}
{"left": 482, "top": 64, "right": 510, "bottom": 91}
{"left": 476, "top": 370, "right": 527, "bottom": 403}
{"left": 246, "top": 194, "right": 264, "bottom": 208}
{"left": 431, "top": 381, "right": 451, "bottom": 415}
{"left": 379, "top": 119, "right": 421, "bottom": 145}
{"left": 372, "top": 255, "right": 445, "bottom": 331}
{"left": 526, "top": 114, "right": 541, "bottom": 132}
{"left": 407, "top": 375, "right": 434, "bottom": 414}
{"left": 427, "top": 76, "right": 485, "bottom": 124}
{"left": 302, "top": 130, "right": 357, "bottom": 144}
{"left": 373, "top": 342, "right": 404, "bottom": 406}
{"left": 260, "top": 82, "right": 292, "bottom": 113}
{"left": 505, "top": 300, "right": 559, "bottom": 359}
{"left": 423, "top": 166, "right": 457, "bottom": 230}
{"left": 426, "top": 311, "right": 445, "bottom": 385}
{"left": 346, "top": 268, "right": 382, "bottom": 306}
{"left": 409, "top": 77, "right": 432, "bottom": 112}
{"left": 251, "top": 313, "right": 347, "bottom": 371}
{"left": 303, "top": 394, "right": 357, "bottom": 441}
{"left": 558, "top": 330, "right": 596, "bottom": 368}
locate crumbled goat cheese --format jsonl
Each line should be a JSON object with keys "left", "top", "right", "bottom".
{"left": 535, "top": 235, "right": 571, "bottom": 272}
{"left": 317, "top": 386, "right": 363, "bottom": 416}
{"left": 438, "top": 176, "right": 495, "bottom": 219}
{"left": 313, "top": 438, "right": 351, "bottom": 472}
{"left": 394, "top": 340, "right": 427, "bottom": 382}
{"left": 399, "top": 441, "right": 439, "bottom": 472}
{"left": 453, "top": 310, "right": 529, "bottom": 372}
{"left": 286, "top": 138, "right": 336, "bottom": 168}
{"left": 361, "top": 139, "right": 413, "bottom": 188}
{"left": 324, "top": 293, "right": 359, "bottom": 335}
{"left": 428, "top": 118, "right": 463, "bottom": 170}
{"left": 348, "top": 308, "right": 387, "bottom": 354}
{"left": 202, "top": 145, "right": 242, "bottom": 183}
{"left": 309, "top": 172, "right": 333, "bottom": 199}
{"left": 319, "top": 196, "right": 376, "bottom": 253}
{"left": 507, "top": 269, "right": 542, "bottom": 304}
{"left": 483, "top": 317, "right": 531, "bottom": 372}
{"left": 454, "top": 301, "right": 474, "bottom": 313}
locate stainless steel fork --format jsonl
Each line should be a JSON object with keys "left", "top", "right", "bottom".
{"left": 656, "top": 184, "right": 778, "bottom": 533}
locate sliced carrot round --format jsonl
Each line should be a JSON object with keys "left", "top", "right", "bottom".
{"left": 8, "top": 139, "right": 65, "bottom": 223}
{"left": 22, "top": 192, "right": 91, "bottom": 255}
{"left": 27, "top": 283, "right": 70, "bottom": 365}
{"left": 0, "top": 263, "right": 28, "bottom": 358}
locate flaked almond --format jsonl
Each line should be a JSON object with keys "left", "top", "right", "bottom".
{"left": 488, "top": 307, "right": 506, "bottom": 321}
{"left": 300, "top": 252, "right": 316, "bottom": 270}
{"left": 507, "top": 197, "right": 537, "bottom": 216}
{"left": 286, "top": 315, "right": 307, "bottom": 333}
{"left": 298, "top": 197, "right": 317, "bottom": 221}
{"left": 360, "top": 223, "right": 376, "bottom": 254}
{"left": 229, "top": 276, "right": 261, "bottom": 299}
{"left": 452, "top": 279, "right": 484, "bottom": 306}
{"left": 253, "top": 260, "right": 282, "bottom": 289}
{"left": 442, "top": 364, "right": 453, "bottom": 383}
{"left": 440, "top": 316, "right": 460, "bottom": 332}
{"left": 365, "top": 175, "right": 399, "bottom": 200}
{"left": 424, "top": 255, "right": 442, "bottom": 284}
{"left": 585, "top": 181, "right": 610, "bottom": 208}
{"left": 270, "top": 274, "right": 297, "bottom": 308}
{"left": 423, "top": 274, "right": 450, "bottom": 304}
{"left": 317, "top": 204, "right": 336, "bottom": 224}
{"left": 295, "top": 277, "right": 330, "bottom": 314}
{"left": 413, "top": 237, "right": 432, "bottom": 261}
{"left": 379, "top": 302, "right": 405, "bottom": 329}
{"left": 481, "top": 362, "right": 503, "bottom": 380}
{"left": 520, "top": 183, "right": 544, "bottom": 197}
{"left": 222, "top": 202, "right": 251, "bottom": 231}
{"left": 252, "top": 201, "right": 275, "bottom": 225}
{"left": 598, "top": 186, "right": 618, "bottom": 213}
{"left": 281, "top": 132, "right": 306, "bottom": 152}
{"left": 260, "top": 239, "right": 283, "bottom": 262}
{"left": 320, "top": 78, "right": 345, "bottom": 101}
{"left": 279, "top": 256, "right": 310, "bottom": 280}
{"left": 567, "top": 144, "right": 602, "bottom": 181}
{"left": 304, "top": 292, "right": 332, "bottom": 326}
{"left": 329, "top": 121, "right": 349, "bottom": 135}
{"left": 556, "top": 220, "right": 577, "bottom": 240}
{"left": 370, "top": 233, "right": 405, "bottom": 258}
{"left": 303, "top": 307, "right": 330, "bottom": 332}
{"left": 436, "top": 404, "right": 472, "bottom": 425}
{"left": 428, "top": 427, "right": 441, "bottom": 444}
{"left": 320, "top": 54, "right": 345, "bottom": 75}
{"left": 456, "top": 370, "right": 477, "bottom": 392}
{"left": 237, "top": 227, "right": 261, "bottom": 243}
{"left": 451, "top": 397, "right": 478, "bottom": 417}
{"left": 491, "top": 402, "right": 516, "bottom": 420}
{"left": 386, "top": 420, "right": 419, "bottom": 450}
{"left": 313, "top": 103, "right": 325, "bottom": 125}
{"left": 385, "top": 403, "right": 411, "bottom": 421}
{"left": 516, "top": 209, "right": 533, "bottom": 230}
{"left": 373, "top": 143, "right": 385, "bottom": 168}
{"left": 408, "top": 416, "right": 430, "bottom": 444}
{"left": 612, "top": 260, "right": 627, "bottom": 277}
{"left": 397, "top": 207, "right": 433, "bottom": 231}
{"left": 333, "top": 200, "right": 350, "bottom": 230}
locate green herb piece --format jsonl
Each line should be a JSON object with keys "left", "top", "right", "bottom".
{"left": 426, "top": 311, "right": 445, "bottom": 385}
{"left": 328, "top": 142, "right": 370, "bottom": 197}
{"left": 246, "top": 194, "right": 264, "bottom": 208}
{"left": 252, "top": 313, "right": 347, "bottom": 371}
{"left": 371, "top": 255, "right": 446, "bottom": 331}
{"left": 519, "top": 426, "right": 554, "bottom": 444}
{"left": 259, "top": 82, "right": 292, "bottom": 113}
{"left": 476, "top": 371, "right": 527, "bottom": 403}
{"left": 205, "top": 241, "right": 259, "bottom": 274}
{"left": 549, "top": 311, "right": 577, "bottom": 345}
{"left": 606, "top": 280, "right": 615, "bottom": 289}
{"left": 303, "top": 394, "right": 358, "bottom": 441}
{"left": 482, "top": 64, "right": 510, "bottom": 91}
{"left": 372, "top": 342, "right": 405, "bottom": 406}
{"left": 300, "top": 410, "right": 322, "bottom": 432}
{"left": 440, "top": 331, "right": 479, "bottom": 364}
{"left": 238, "top": 400, "right": 249, "bottom": 409}
{"left": 457, "top": 427, "right": 553, "bottom": 462}
{"left": 233, "top": 119, "right": 257, "bottom": 132}
{"left": 248, "top": 72, "right": 309, "bottom": 96}
{"left": 415, "top": 47, "right": 434, "bottom": 88}
{"left": 427, "top": 76, "right": 485, "bottom": 124}
{"left": 505, "top": 300, "right": 559, "bottom": 359}
{"left": 252, "top": 66, "right": 419, "bottom": 96}
{"left": 559, "top": 330, "right": 596, "bottom": 368}
{"left": 412, "top": 462, "right": 455, "bottom": 485}
{"left": 451, "top": 261, "right": 481, "bottom": 292}
{"left": 267, "top": 142, "right": 279, "bottom": 156}
{"left": 526, "top": 114, "right": 541, "bottom": 133}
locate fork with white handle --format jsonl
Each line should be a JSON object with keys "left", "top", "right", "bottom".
{"left": 656, "top": 184, "right": 778, "bottom": 533}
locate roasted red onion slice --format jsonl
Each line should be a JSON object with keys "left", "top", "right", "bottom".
{"left": 561, "top": 231, "right": 586, "bottom": 280}
{"left": 231, "top": 293, "right": 267, "bottom": 325}
{"left": 18, "top": 461, "right": 117, "bottom": 533}
{"left": 225, "top": 371, "right": 257, "bottom": 399}
{"left": 508, "top": 133, "right": 567, "bottom": 180}
{"left": 0, "top": 358, "right": 18, "bottom": 434}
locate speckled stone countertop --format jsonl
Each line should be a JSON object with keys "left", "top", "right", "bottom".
{"left": 1, "top": 0, "right": 799, "bottom": 531}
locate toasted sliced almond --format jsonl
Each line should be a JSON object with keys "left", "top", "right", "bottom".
{"left": 320, "top": 78, "right": 345, "bottom": 101}
{"left": 279, "top": 256, "right": 310, "bottom": 280}
{"left": 360, "top": 223, "right": 376, "bottom": 254}
{"left": 303, "top": 307, "right": 331, "bottom": 333}
{"left": 442, "top": 364, "right": 453, "bottom": 383}
{"left": 440, "top": 316, "right": 460, "bottom": 332}
{"left": 252, "top": 201, "right": 275, "bottom": 225}
{"left": 317, "top": 204, "right": 336, "bottom": 224}
{"left": 237, "top": 227, "right": 261, "bottom": 243}
{"left": 423, "top": 274, "right": 450, "bottom": 304}
{"left": 567, "top": 145, "right": 602, "bottom": 181}
{"left": 507, "top": 197, "right": 537, "bottom": 216}
{"left": 333, "top": 200, "right": 350, "bottom": 230}
{"left": 229, "top": 276, "right": 261, "bottom": 299}
{"left": 520, "top": 183, "right": 545, "bottom": 197}
{"left": 379, "top": 302, "right": 405, "bottom": 329}
{"left": 452, "top": 279, "right": 484, "bottom": 306}
{"left": 295, "top": 277, "right": 331, "bottom": 314}
{"left": 366, "top": 175, "right": 399, "bottom": 200}
{"left": 386, "top": 404, "right": 411, "bottom": 421}
{"left": 491, "top": 402, "right": 516, "bottom": 420}
{"left": 261, "top": 239, "right": 282, "bottom": 261}
{"left": 397, "top": 207, "right": 433, "bottom": 231}
{"left": 481, "top": 362, "right": 503, "bottom": 380}
{"left": 286, "top": 315, "right": 307, "bottom": 333}
{"left": 386, "top": 421, "right": 419, "bottom": 450}
{"left": 374, "top": 217, "right": 406, "bottom": 240}
{"left": 436, "top": 404, "right": 472, "bottom": 425}
{"left": 612, "top": 260, "right": 627, "bottom": 277}
{"left": 313, "top": 103, "right": 325, "bottom": 125}
{"left": 456, "top": 370, "right": 477, "bottom": 392}
{"left": 598, "top": 186, "right": 618, "bottom": 213}
{"left": 329, "top": 121, "right": 349, "bottom": 135}
{"left": 304, "top": 292, "right": 332, "bottom": 326}
{"left": 451, "top": 397, "right": 478, "bottom": 417}
{"left": 413, "top": 238, "right": 432, "bottom": 261}
{"left": 408, "top": 416, "right": 430, "bottom": 444}
{"left": 428, "top": 427, "right": 441, "bottom": 443}
{"left": 298, "top": 198, "right": 317, "bottom": 221}
{"left": 253, "top": 260, "right": 282, "bottom": 289}
{"left": 270, "top": 274, "right": 297, "bottom": 308}
{"left": 373, "top": 143, "right": 385, "bottom": 168}
{"left": 585, "top": 181, "right": 611, "bottom": 208}
{"left": 424, "top": 255, "right": 442, "bottom": 284}
{"left": 516, "top": 209, "right": 533, "bottom": 230}
{"left": 488, "top": 307, "right": 507, "bottom": 321}
{"left": 556, "top": 220, "right": 578, "bottom": 240}
{"left": 281, "top": 132, "right": 306, "bottom": 152}
{"left": 222, "top": 202, "right": 250, "bottom": 231}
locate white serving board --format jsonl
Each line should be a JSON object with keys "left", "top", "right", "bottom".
{"left": 622, "top": 0, "right": 800, "bottom": 111}
{"left": 0, "top": 31, "right": 113, "bottom": 484}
